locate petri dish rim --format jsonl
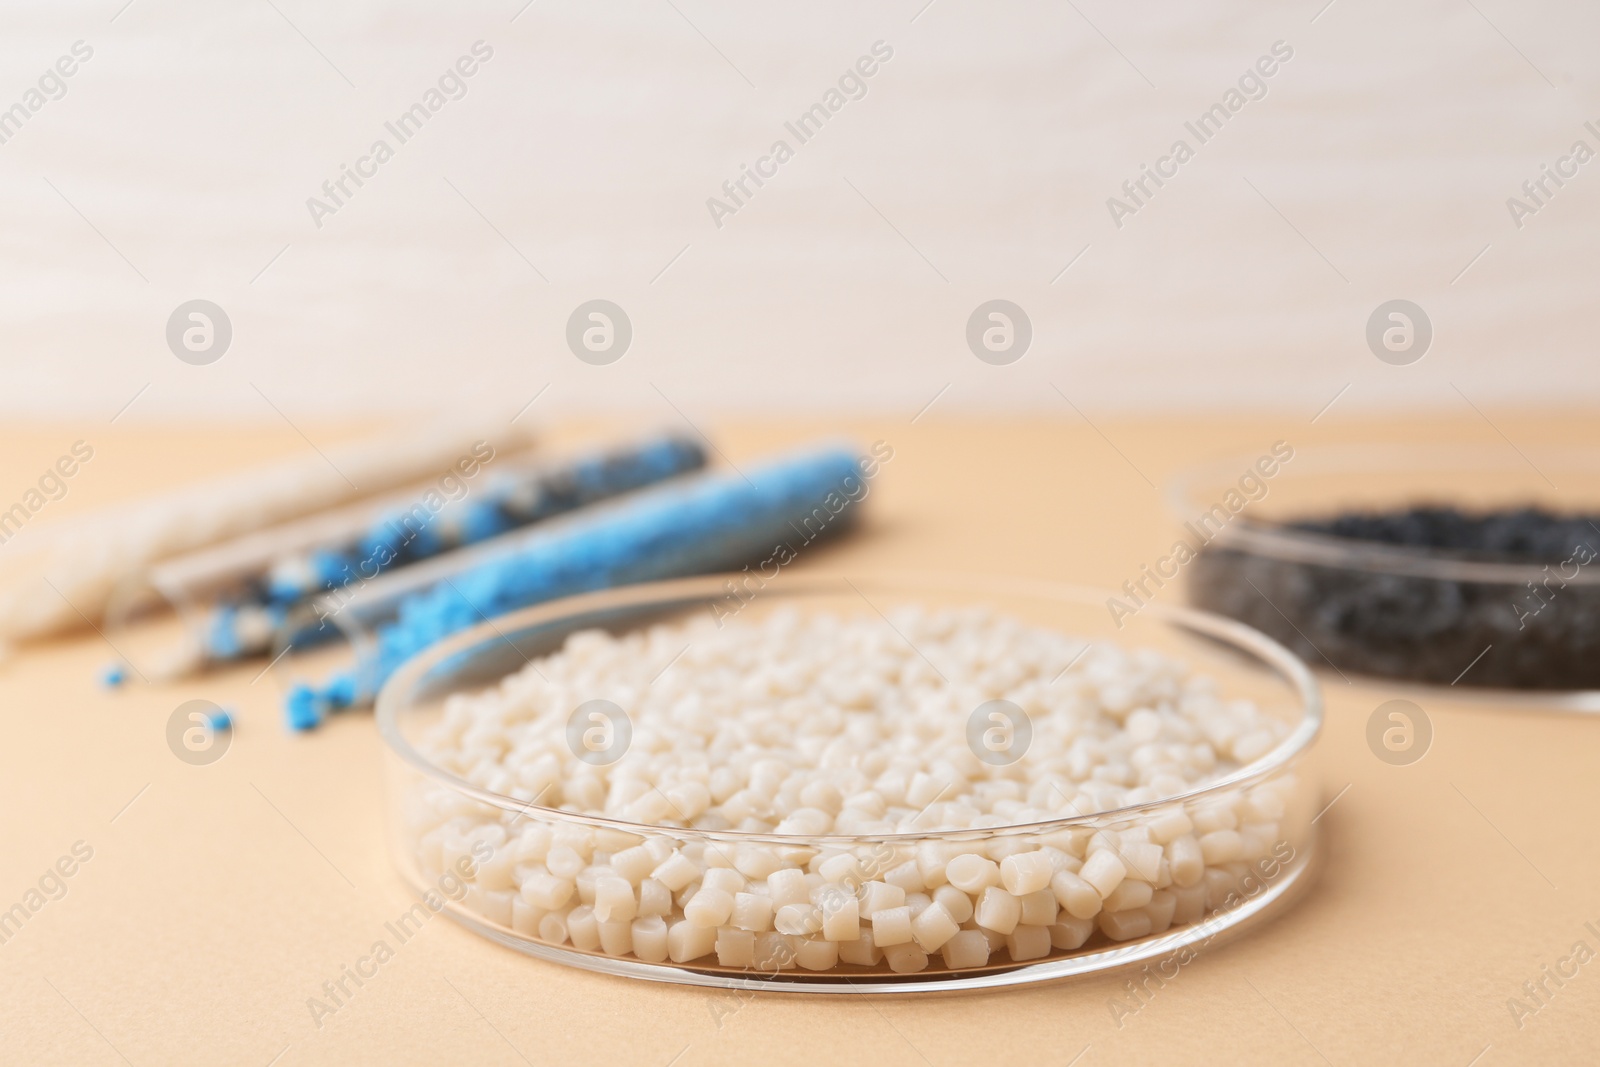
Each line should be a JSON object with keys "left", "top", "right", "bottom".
{"left": 1166, "top": 442, "right": 1600, "bottom": 585}
{"left": 1169, "top": 444, "right": 1600, "bottom": 707}
{"left": 375, "top": 570, "right": 1323, "bottom": 848}
{"left": 419, "top": 847, "right": 1318, "bottom": 996}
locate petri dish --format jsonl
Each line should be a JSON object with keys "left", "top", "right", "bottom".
{"left": 376, "top": 572, "right": 1322, "bottom": 993}
{"left": 1171, "top": 444, "right": 1600, "bottom": 707}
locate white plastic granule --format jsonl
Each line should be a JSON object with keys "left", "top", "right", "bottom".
{"left": 405, "top": 604, "right": 1303, "bottom": 974}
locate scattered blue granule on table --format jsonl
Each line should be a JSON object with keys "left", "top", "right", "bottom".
{"left": 208, "top": 707, "right": 234, "bottom": 731}
{"left": 99, "top": 662, "right": 128, "bottom": 688}
{"left": 284, "top": 674, "right": 358, "bottom": 732}
{"left": 284, "top": 685, "right": 323, "bottom": 732}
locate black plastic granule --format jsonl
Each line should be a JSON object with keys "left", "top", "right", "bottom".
{"left": 1188, "top": 505, "right": 1600, "bottom": 689}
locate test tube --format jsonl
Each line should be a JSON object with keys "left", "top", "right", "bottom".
{"left": 126, "top": 433, "right": 707, "bottom": 679}
{"left": 284, "top": 442, "right": 870, "bottom": 728}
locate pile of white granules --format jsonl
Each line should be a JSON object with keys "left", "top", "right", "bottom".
{"left": 405, "top": 605, "right": 1300, "bottom": 975}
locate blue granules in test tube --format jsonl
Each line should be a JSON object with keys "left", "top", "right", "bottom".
{"left": 284, "top": 444, "right": 868, "bottom": 729}
{"left": 192, "top": 434, "right": 707, "bottom": 672}
{"left": 265, "top": 434, "right": 708, "bottom": 605}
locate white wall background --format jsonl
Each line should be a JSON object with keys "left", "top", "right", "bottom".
{"left": 0, "top": 0, "right": 1596, "bottom": 421}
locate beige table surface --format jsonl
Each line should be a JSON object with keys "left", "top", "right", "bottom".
{"left": 1, "top": 414, "right": 1596, "bottom": 1066}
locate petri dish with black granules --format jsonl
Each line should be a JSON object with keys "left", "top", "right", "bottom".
{"left": 1168, "top": 444, "right": 1600, "bottom": 704}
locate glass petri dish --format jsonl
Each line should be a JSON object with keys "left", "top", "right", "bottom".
{"left": 1169, "top": 444, "right": 1600, "bottom": 707}
{"left": 375, "top": 572, "right": 1322, "bottom": 993}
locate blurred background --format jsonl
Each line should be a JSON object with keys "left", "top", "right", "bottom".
{"left": 1, "top": 0, "right": 1596, "bottom": 419}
